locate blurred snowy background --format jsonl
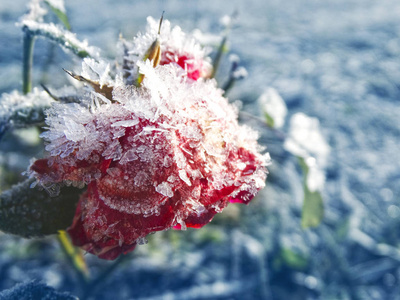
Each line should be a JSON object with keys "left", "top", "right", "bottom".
{"left": 1, "top": 0, "right": 400, "bottom": 299}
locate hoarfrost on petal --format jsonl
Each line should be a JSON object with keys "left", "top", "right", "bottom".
{"left": 111, "top": 119, "right": 139, "bottom": 128}
{"left": 155, "top": 181, "right": 174, "bottom": 198}
{"left": 119, "top": 149, "right": 139, "bottom": 165}
{"left": 179, "top": 169, "right": 192, "bottom": 186}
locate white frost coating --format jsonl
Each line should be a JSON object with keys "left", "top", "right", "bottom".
{"left": 0, "top": 88, "right": 54, "bottom": 135}
{"left": 284, "top": 113, "right": 330, "bottom": 192}
{"left": 17, "top": 20, "right": 100, "bottom": 59}
{"left": 257, "top": 88, "right": 287, "bottom": 129}
{"left": 232, "top": 67, "right": 248, "bottom": 80}
{"left": 156, "top": 182, "right": 174, "bottom": 198}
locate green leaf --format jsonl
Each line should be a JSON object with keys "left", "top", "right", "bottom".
{"left": 0, "top": 178, "right": 81, "bottom": 238}
{"left": 264, "top": 112, "right": 275, "bottom": 128}
{"left": 298, "top": 157, "right": 324, "bottom": 228}
{"left": 301, "top": 184, "right": 324, "bottom": 228}
{"left": 45, "top": 1, "right": 71, "bottom": 30}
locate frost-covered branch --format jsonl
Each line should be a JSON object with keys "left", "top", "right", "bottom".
{"left": 19, "top": 21, "right": 99, "bottom": 59}
{"left": 0, "top": 88, "right": 54, "bottom": 139}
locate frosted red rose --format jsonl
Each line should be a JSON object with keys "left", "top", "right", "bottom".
{"left": 30, "top": 46, "right": 268, "bottom": 260}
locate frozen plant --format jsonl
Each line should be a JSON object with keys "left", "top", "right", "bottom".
{"left": 28, "top": 60, "right": 269, "bottom": 259}
{"left": 0, "top": 3, "right": 332, "bottom": 297}
{"left": 284, "top": 112, "right": 330, "bottom": 227}
{"left": 8, "top": 13, "right": 270, "bottom": 260}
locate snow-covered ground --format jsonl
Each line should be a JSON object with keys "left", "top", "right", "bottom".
{"left": 1, "top": 0, "right": 400, "bottom": 299}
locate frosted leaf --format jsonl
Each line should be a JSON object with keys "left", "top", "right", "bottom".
{"left": 155, "top": 182, "right": 174, "bottom": 198}
{"left": 257, "top": 88, "right": 287, "bottom": 129}
{"left": 284, "top": 113, "right": 330, "bottom": 166}
{"left": 284, "top": 113, "right": 330, "bottom": 192}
